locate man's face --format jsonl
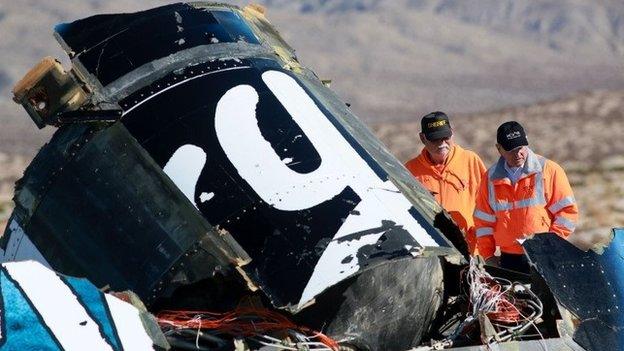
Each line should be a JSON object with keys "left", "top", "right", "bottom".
{"left": 498, "top": 145, "right": 528, "bottom": 167}
{"left": 420, "top": 132, "right": 454, "bottom": 161}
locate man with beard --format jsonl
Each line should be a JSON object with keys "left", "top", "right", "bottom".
{"left": 473, "top": 121, "right": 579, "bottom": 272}
{"left": 405, "top": 111, "right": 486, "bottom": 254}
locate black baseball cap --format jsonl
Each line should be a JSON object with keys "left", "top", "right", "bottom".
{"left": 497, "top": 121, "right": 529, "bottom": 151}
{"left": 421, "top": 111, "right": 452, "bottom": 141}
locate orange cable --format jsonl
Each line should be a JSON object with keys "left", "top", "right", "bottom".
{"left": 157, "top": 307, "right": 339, "bottom": 350}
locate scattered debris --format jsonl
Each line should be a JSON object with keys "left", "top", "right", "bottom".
{"left": 2, "top": 2, "right": 623, "bottom": 350}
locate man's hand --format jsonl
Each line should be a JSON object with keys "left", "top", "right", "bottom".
{"left": 485, "top": 256, "right": 500, "bottom": 267}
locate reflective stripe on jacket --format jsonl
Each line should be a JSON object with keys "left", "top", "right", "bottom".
{"left": 405, "top": 145, "right": 486, "bottom": 254}
{"left": 474, "top": 149, "right": 579, "bottom": 258}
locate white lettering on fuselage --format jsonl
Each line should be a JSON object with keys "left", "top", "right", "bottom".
{"left": 166, "top": 70, "right": 438, "bottom": 308}
{"left": 163, "top": 144, "right": 207, "bottom": 207}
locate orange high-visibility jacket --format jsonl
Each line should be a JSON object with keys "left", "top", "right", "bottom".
{"left": 405, "top": 145, "right": 486, "bottom": 253}
{"left": 474, "top": 149, "right": 579, "bottom": 259}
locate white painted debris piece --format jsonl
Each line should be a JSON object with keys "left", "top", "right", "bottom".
{"left": 0, "top": 260, "right": 164, "bottom": 350}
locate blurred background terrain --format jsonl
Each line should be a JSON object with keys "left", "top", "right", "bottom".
{"left": 1, "top": 0, "right": 623, "bottom": 236}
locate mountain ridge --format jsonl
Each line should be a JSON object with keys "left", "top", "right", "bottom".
{"left": 1, "top": 0, "right": 622, "bottom": 157}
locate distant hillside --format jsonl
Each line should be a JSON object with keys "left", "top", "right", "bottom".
{"left": 258, "top": 0, "right": 624, "bottom": 118}
{"left": 1, "top": 0, "right": 623, "bottom": 156}
{"left": 264, "top": 0, "right": 624, "bottom": 57}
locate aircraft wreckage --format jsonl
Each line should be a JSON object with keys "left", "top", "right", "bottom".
{"left": 2, "top": 2, "right": 623, "bottom": 350}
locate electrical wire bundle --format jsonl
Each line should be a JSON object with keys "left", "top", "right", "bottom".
{"left": 432, "top": 258, "right": 546, "bottom": 350}
{"left": 157, "top": 307, "right": 339, "bottom": 350}
{"left": 464, "top": 257, "right": 544, "bottom": 343}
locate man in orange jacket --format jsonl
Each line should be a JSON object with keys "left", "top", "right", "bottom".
{"left": 405, "top": 112, "right": 486, "bottom": 254}
{"left": 473, "top": 121, "right": 579, "bottom": 272}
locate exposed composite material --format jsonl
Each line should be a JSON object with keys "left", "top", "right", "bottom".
{"left": 7, "top": 3, "right": 622, "bottom": 351}
{"left": 4, "top": 3, "right": 464, "bottom": 350}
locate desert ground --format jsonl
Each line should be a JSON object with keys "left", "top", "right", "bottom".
{"left": 1, "top": 0, "right": 622, "bottom": 242}
{"left": 374, "top": 89, "right": 624, "bottom": 237}
{"left": 2, "top": 89, "right": 623, "bottom": 239}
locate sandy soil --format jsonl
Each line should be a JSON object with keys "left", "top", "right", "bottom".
{"left": 1, "top": 90, "right": 623, "bottom": 237}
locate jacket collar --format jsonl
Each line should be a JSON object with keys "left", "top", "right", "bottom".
{"left": 490, "top": 148, "right": 542, "bottom": 181}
